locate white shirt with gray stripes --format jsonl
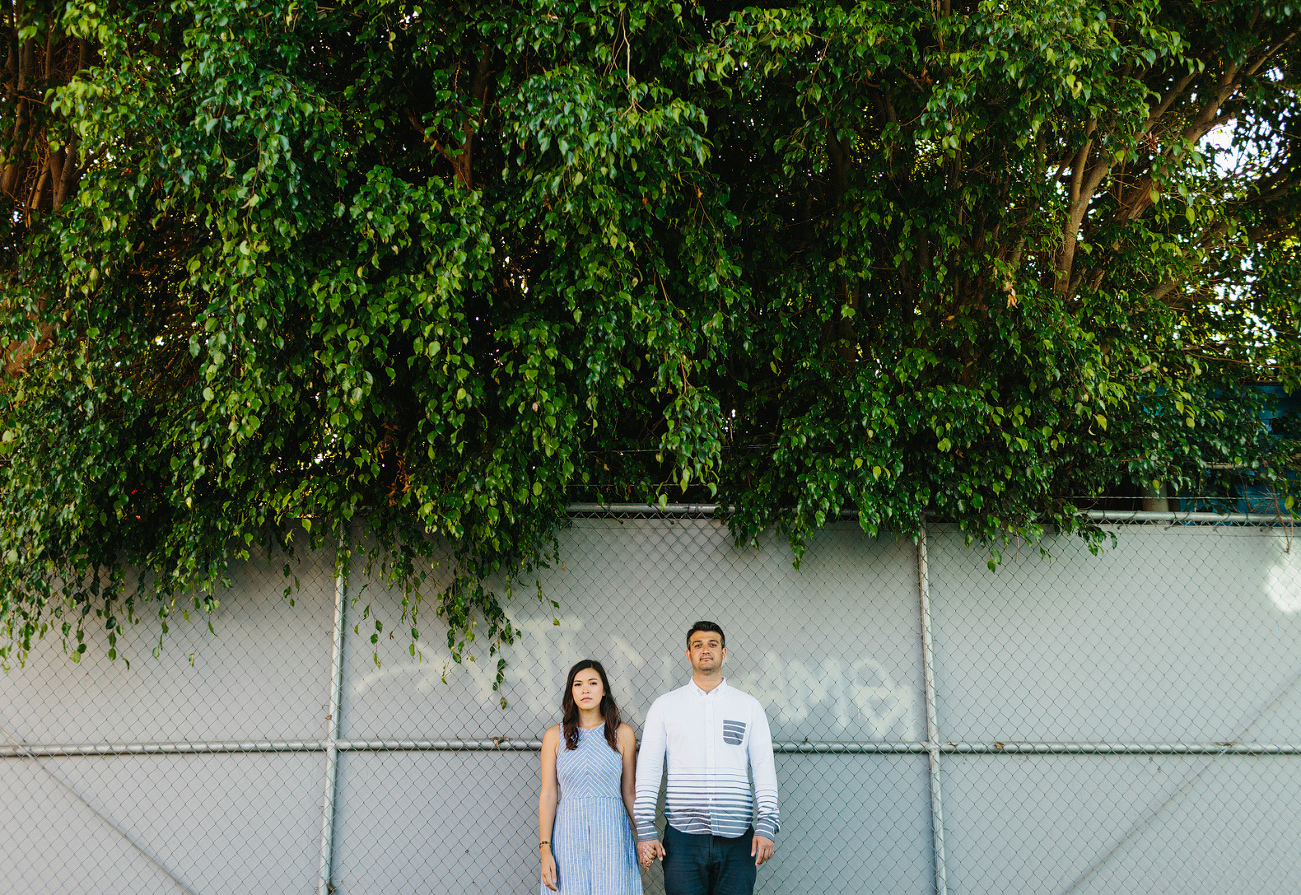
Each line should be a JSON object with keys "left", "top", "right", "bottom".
{"left": 634, "top": 679, "right": 779, "bottom": 842}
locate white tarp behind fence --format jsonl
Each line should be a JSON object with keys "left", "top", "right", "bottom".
{"left": 2, "top": 511, "right": 1299, "bottom": 894}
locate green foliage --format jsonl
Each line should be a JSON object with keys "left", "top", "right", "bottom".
{"left": 1, "top": 1, "right": 1297, "bottom": 673}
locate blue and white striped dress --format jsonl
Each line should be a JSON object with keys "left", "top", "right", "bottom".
{"left": 546, "top": 723, "right": 642, "bottom": 895}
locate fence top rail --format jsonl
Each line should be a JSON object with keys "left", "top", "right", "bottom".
{"left": 1083, "top": 509, "right": 1296, "bottom": 526}
{"left": 566, "top": 503, "right": 723, "bottom": 516}
{"left": 565, "top": 504, "right": 1297, "bottom": 527}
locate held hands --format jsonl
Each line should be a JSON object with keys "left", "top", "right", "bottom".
{"left": 541, "top": 849, "right": 558, "bottom": 891}
{"left": 639, "top": 839, "right": 665, "bottom": 871}
{"left": 638, "top": 836, "right": 771, "bottom": 869}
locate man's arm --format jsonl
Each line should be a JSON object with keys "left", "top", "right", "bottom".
{"left": 633, "top": 698, "right": 667, "bottom": 842}
{"left": 749, "top": 701, "right": 779, "bottom": 844}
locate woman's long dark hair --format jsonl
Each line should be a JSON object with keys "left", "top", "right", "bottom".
{"left": 561, "top": 659, "right": 621, "bottom": 751}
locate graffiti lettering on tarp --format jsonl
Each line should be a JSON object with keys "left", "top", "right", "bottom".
{"left": 504, "top": 616, "right": 649, "bottom": 718}
{"left": 353, "top": 615, "right": 917, "bottom": 740}
{"left": 729, "top": 653, "right": 917, "bottom": 740}
{"left": 350, "top": 615, "right": 649, "bottom": 718}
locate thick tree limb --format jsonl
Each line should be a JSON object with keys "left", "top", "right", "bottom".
{"left": 1141, "top": 71, "right": 1196, "bottom": 135}
{"left": 1056, "top": 121, "right": 1108, "bottom": 295}
{"left": 449, "top": 44, "right": 494, "bottom": 190}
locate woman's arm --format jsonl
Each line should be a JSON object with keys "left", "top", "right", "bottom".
{"left": 617, "top": 722, "right": 638, "bottom": 830}
{"left": 539, "top": 725, "right": 561, "bottom": 891}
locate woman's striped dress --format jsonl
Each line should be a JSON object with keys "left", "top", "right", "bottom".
{"left": 545, "top": 723, "right": 642, "bottom": 895}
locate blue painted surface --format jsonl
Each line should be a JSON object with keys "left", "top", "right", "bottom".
{"left": 1178, "top": 385, "right": 1300, "bottom": 514}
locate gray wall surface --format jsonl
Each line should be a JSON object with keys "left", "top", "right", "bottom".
{"left": 1, "top": 513, "right": 1298, "bottom": 894}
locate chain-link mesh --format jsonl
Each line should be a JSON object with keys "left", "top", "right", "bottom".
{"left": 927, "top": 517, "right": 1301, "bottom": 895}
{"left": 2, "top": 510, "right": 1299, "bottom": 894}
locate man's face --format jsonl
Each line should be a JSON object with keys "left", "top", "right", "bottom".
{"left": 686, "top": 629, "right": 726, "bottom": 674}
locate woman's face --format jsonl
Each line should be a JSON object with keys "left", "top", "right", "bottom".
{"left": 571, "top": 668, "right": 605, "bottom": 711}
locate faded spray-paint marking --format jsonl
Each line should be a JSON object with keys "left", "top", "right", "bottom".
{"left": 354, "top": 616, "right": 918, "bottom": 740}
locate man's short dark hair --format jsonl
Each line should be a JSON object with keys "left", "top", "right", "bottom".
{"left": 686, "top": 621, "right": 725, "bottom": 648}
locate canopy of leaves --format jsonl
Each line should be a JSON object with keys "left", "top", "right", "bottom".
{"left": 1, "top": 0, "right": 1298, "bottom": 668}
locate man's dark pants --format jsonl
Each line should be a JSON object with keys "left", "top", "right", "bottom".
{"left": 662, "top": 824, "right": 758, "bottom": 895}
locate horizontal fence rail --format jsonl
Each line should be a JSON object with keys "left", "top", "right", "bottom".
{"left": 9, "top": 739, "right": 1301, "bottom": 759}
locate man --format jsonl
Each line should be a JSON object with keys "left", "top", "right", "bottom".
{"left": 634, "top": 621, "right": 779, "bottom": 895}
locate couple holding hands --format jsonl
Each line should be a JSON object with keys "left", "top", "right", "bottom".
{"left": 538, "top": 622, "right": 779, "bottom": 895}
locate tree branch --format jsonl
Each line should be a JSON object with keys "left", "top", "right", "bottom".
{"left": 1057, "top": 121, "right": 1108, "bottom": 295}
{"left": 449, "top": 44, "right": 494, "bottom": 191}
{"left": 1141, "top": 71, "right": 1196, "bottom": 135}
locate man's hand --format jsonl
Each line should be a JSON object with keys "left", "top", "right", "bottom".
{"left": 751, "top": 835, "right": 775, "bottom": 866}
{"left": 639, "top": 839, "right": 665, "bottom": 870}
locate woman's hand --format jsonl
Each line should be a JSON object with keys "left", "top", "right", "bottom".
{"left": 538, "top": 726, "right": 561, "bottom": 891}
{"left": 541, "top": 848, "right": 558, "bottom": 891}
{"left": 639, "top": 839, "right": 665, "bottom": 871}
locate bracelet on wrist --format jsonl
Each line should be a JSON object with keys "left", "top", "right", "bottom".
{"left": 539, "top": 840, "right": 550, "bottom": 849}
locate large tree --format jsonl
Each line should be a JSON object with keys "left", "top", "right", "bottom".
{"left": 1, "top": 0, "right": 1298, "bottom": 667}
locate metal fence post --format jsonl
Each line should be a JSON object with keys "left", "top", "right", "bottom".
{"left": 316, "top": 539, "right": 349, "bottom": 895}
{"left": 918, "top": 522, "right": 950, "bottom": 895}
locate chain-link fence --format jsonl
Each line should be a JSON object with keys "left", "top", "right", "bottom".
{"left": 2, "top": 508, "right": 1299, "bottom": 894}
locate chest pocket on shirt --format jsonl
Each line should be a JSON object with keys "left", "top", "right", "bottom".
{"left": 722, "top": 719, "right": 746, "bottom": 745}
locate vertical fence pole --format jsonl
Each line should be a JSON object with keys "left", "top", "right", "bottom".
{"left": 316, "top": 538, "right": 349, "bottom": 895}
{"left": 917, "top": 522, "right": 950, "bottom": 895}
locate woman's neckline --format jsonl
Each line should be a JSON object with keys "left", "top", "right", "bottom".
{"left": 577, "top": 720, "right": 605, "bottom": 730}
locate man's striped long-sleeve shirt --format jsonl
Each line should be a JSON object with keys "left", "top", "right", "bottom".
{"left": 633, "top": 679, "right": 779, "bottom": 842}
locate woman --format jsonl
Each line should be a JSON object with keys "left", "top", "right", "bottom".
{"left": 538, "top": 659, "right": 642, "bottom": 894}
